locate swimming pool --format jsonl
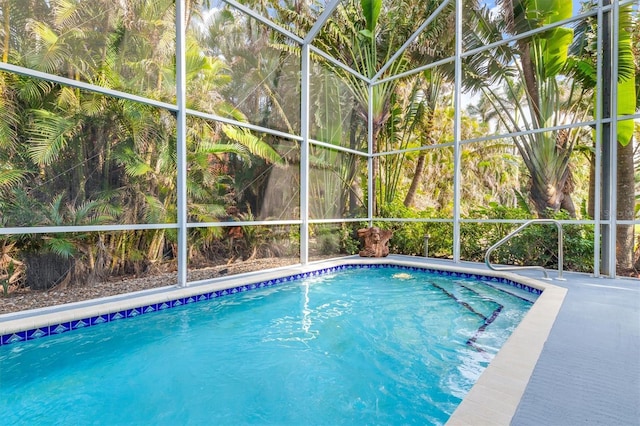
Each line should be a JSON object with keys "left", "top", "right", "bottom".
{"left": 0, "top": 261, "right": 541, "bottom": 425}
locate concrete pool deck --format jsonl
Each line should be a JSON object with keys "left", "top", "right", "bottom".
{"left": 1, "top": 255, "right": 638, "bottom": 424}
{"left": 509, "top": 268, "right": 640, "bottom": 425}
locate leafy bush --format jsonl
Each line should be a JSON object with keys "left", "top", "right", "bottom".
{"left": 311, "top": 223, "right": 364, "bottom": 256}
{"left": 462, "top": 206, "right": 594, "bottom": 273}
{"left": 318, "top": 231, "right": 340, "bottom": 255}
{"left": 339, "top": 223, "right": 362, "bottom": 255}
{"left": 460, "top": 203, "right": 532, "bottom": 262}
{"left": 380, "top": 202, "right": 594, "bottom": 272}
{"left": 378, "top": 202, "right": 452, "bottom": 258}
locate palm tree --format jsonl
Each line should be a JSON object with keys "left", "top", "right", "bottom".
{"left": 301, "top": 0, "right": 407, "bottom": 215}
{"left": 193, "top": 4, "right": 297, "bottom": 219}
{"left": 569, "top": 1, "right": 638, "bottom": 271}
{"left": 0, "top": 0, "right": 289, "bottom": 282}
{"left": 401, "top": 69, "right": 451, "bottom": 208}
{"left": 464, "top": 0, "right": 587, "bottom": 217}
{"left": 306, "top": 0, "right": 461, "bottom": 215}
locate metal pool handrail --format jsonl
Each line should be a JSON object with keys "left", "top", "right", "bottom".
{"left": 484, "top": 219, "right": 565, "bottom": 281}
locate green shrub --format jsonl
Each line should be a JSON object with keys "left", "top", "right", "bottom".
{"left": 378, "top": 202, "right": 452, "bottom": 258}
{"left": 461, "top": 203, "right": 532, "bottom": 262}
{"left": 462, "top": 206, "right": 594, "bottom": 273}
{"left": 380, "top": 202, "right": 594, "bottom": 272}
{"left": 339, "top": 223, "right": 362, "bottom": 255}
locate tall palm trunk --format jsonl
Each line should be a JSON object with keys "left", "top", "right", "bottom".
{"left": 403, "top": 152, "right": 425, "bottom": 208}
{"left": 348, "top": 104, "right": 361, "bottom": 214}
{"left": 519, "top": 47, "right": 541, "bottom": 124}
{"left": 494, "top": 0, "right": 577, "bottom": 218}
{"left": 404, "top": 91, "right": 438, "bottom": 209}
{"left": 616, "top": 137, "right": 635, "bottom": 270}
{"left": 2, "top": 0, "right": 9, "bottom": 63}
{"left": 529, "top": 170, "right": 576, "bottom": 217}
{"left": 525, "top": 129, "right": 576, "bottom": 217}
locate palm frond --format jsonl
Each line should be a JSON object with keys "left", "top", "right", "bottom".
{"left": 27, "top": 110, "right": 79, "bottom": 166}
{"left": 113, "top": 146, "right": 154, "bottom": 178}
{"left": 222, "top": 125, "right": 283, "bottom": 165}
{"left": 44, "top": 236, "right": 75, "bottom": 259}
{"left": 0, "top": 170, "right": 30, "bottom": 191}
{"left": 143, "top": 194, "right": 167, "bottom": 224}
{"left": 26, "top": 21, "right": 70, "bottom": 74}
{"left": 48, "top": 193, "right": 66, "bottom": 226}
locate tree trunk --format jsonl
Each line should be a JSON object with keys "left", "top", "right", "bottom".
{"left": 519, "top": 45, "right": 542, "bottom": 125}
{"left": 529, "top": 173, "right": 576, "bottom": 218}
{"left": 529, "top": 131, "right": 576, "bottom": 218}
{"left": 587, "top": 148, "right": 595, "bottom": 219}
{"left": 506, "top": 0, "right": 540, "bottom": 125}
{"left": 348, "top": 105, "right": 360, "bottom": 215}
{"left": 560, "top": 167, "right": 577, "bottom": 218}
{"left": 24, "top": 252, "right": 74, "bottom": 290}
{"left": 560, "top": 193, "right": 576, "bottom": 218}
{"left": 2, "top": 0, "right": 9, "bottom": 63}
{"left": 404, "top": 153, "right": 425, "bottom": 208}
{"left": 529, "top": 180, "right": 562, "bottom": 217}
{"left": 616, "top": 138, "right": 635, "bottom": 271}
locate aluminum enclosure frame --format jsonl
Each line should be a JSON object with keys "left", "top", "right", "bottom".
{"left": 0, "top": 0, "right": 638, "bottom": 281}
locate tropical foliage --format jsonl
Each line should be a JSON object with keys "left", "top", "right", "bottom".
{"left": 0, "top": 0, "right": 637, "bottom": 297}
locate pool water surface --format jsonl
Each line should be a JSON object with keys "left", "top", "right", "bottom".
{"left": 0, "top": 266, "right": 535, "bottom": 425}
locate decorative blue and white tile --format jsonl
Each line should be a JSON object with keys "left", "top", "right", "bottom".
{"left": 91, "top": 315, "right": 108, "bottom": 326}
{"left": 126, "top": 308, "right": 141, "bottom": 318}
{"left": 27, "top": 328, "right": 48, "bottom": 340}
{"left": 143, "top": 305, "right": 157, "bottom": 314}
{"left": 72, "top": 319, "right": 89, "bottom": 329}
{"left": 51, "top": 323, "right": 70, "bottom": 334}
{"left": 109, "top": 311, "right": 125, "bottom": 321}
{"left": 5, "top": 332, "right": 26, "bottom": 344}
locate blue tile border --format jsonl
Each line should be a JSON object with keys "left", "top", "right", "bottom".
{"left": 0, "top": 264, "right": 542, "bottom": 347}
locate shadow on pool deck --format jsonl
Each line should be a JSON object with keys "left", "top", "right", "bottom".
{"left": 422, "top": 257, "right": 640, "bottom": 425}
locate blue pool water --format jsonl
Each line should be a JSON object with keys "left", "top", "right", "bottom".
{"left": 0, "top": 267, "right": 535, "bottom": 425}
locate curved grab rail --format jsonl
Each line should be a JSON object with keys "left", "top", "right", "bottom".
{"left": 484, "top": 219, "right": 564, "bottom": 280}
